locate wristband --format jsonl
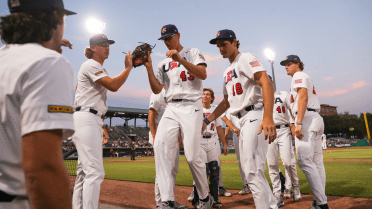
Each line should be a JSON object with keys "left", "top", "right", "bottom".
{"left": 296, "top": 123, "right": 303, "bottom": 125}
{"left": 203, "top": 118, "right": 211, "bottom": 125}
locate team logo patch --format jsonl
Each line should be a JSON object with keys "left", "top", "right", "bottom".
{"left": 295, "top": 79, "right": 302, "bottom": 84}
{"left": 199, "top": 54, "right": 205, "bottom": 60}
{"left": 48, "top": 105, "right": 73, "bottom": 114}
{"left": 95, "top": 71, "right": 103, "bottom": 75}
{"left": 161, "top": 27, "right": 167, "bottom": 34}
{"left": 216, "top": 31, "right": 221, "bottom": 37}
{"left": 249, "top": 61, "right": 260, "bottom": 68}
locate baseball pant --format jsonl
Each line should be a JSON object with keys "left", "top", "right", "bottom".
{"left": 154, "top": 100, "right": 208, "bottom": 202}
{"left": 0, "top": 197, "right": 30, "bottom": 209}
{"left": 72, "top": 112, "right": 105, "bottom": 209}
{"left": 154, "top": 143, "right": 180, "bottom": 204}
{"left": 218, "top": 145, "right": 224, "bottom": 187}
{"left": 284, "top": 142, "right": 298, "bottom": 191}
{"left": 295, "top": 112, "right": 327, "bottom": 205}
{"left": 233, "top": 132, "right": 247, "bottom": 185}
{"left": 267, "top": 126, "right": 299, "bottom": 195}
{"left": 199, "top": 137, "right": 221, "bottom": 165}
{"left": 322, "top": 140, "right": 327, "bottom": 150}
{"left": 239, "top": 109, "right": 277, "bottom": 209}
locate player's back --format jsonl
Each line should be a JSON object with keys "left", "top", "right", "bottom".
{"left": 0, "top": 43, "right": 74, "bottom": 196}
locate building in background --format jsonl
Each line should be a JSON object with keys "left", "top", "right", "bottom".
{"left": 320, "top": 104, "right": 338, "bottom": 116}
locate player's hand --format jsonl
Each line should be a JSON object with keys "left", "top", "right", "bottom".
{"left": 124, "top": 50, "right": 133, "bottom": 69}
{"left": 295, "top": 125, "right": 304, "bottom": 139}
{"left": 258, "top": 117, "right": 277, "bottom": 144}
{"left": 166, "top": 50, "right": 182, "bottom": 62}
{"left": 144, "top": 51, "right": 153, "bottom": 69}
{"left": 233, "top": 129, "right": 240, "bottom": 137}
{"left": 56, "top": 39, "right": 73, "bottom": 54}
{"left": 223, "top": 144, "right": 228, "bottom": 156}
{"left": 103, "top": 134, "right": 109, "bottom": 144}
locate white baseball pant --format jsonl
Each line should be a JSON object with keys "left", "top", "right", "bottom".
{"left": 72, "top": 112, "right": 105, "bottom": 209}
{"left": 233, "top": 132, "right": 248, "bottom": 185}
{"left": 154, "top": 142, "right": 179, "bottom": 204}
{"left": 239, "top": 109, "right": 277, "bottom": 209}
{"left": 154, "top": 100, "right": 208, "bottom": 202}
{"left": 267, "top": 126, "right": 299, "bottom": 195}
{"left": 0, "top": 197, "right": 30, "bottom": 209}
{"left": 322, "top": 140, "right": 327, "bottom": 150}
{"left": 284, "top": 141, "right": 298, "bottom": 191}
{"left": 295, "top": 112, "right": 327, "bottom": 205}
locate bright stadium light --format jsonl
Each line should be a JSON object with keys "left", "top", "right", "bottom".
{"left": 85, "top": 17, "right": 105, "bottom": 34}
{"left": 264, "top": 48, "right": 275, "bottom": 62}
{"left": 264, "top": 48, "right": 276, "bottom": 91}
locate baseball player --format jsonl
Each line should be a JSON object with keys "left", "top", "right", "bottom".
{"left": 190, "top": 88, "right": 228, "bottom": 208}
{"left": 266, "top": 75, "right": 301, "bottom": 207}
{"left": 72, "top": 34, "right": 133, "bottom": 209}
{"left": 280, "top": 55, "right": 329, "bottom": 209}
{"left": 205, "top": 29, "right": 278, "bottom": 209}
{"left": 144, "top": 24, "right": 213, "bottom": 209}
{"left": 322, "top": 134, "right": 327, "bottom": 150}
{"left": 149, "top": 88, "right": 188, "bottom": 209}
{"left": 223, "top": 110, "right": 252, "bottom": 195}
{"left": 0, "top": 0, "right": 76, "bottom": 208}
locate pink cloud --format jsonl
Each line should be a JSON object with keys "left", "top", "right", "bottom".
{"left": 324, "top": 77, "right": 333, "bottom": 81}
{"left": 350, "top": 81, "right": 368, "bottom": 89}
{"left": 203, "top": 53, "right": 222, "bottom": 62}
{"left": 108, "top": 86, "right": 152, "bottom": 99}
{"left": 317, "top": 80, "right": 369, "bottom": 97}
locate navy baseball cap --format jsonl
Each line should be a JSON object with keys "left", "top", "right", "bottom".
{"left": 209, "top": 29, "right": 236, "bottom": 44}
{"left": 90, "top": 34, "right": 115, "bottom": 46}
{"left": 158, "top": 24, "right": 179, "bottom": 40}
{"left": 280, "top": 55, "right": 301, "bottom": 66}
{"left": 8, "top": 0, "right": 77, "bottom": 15}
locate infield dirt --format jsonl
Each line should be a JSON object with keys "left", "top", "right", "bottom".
{"left": 98, "top": 179, "right": 372, "bottom": 209}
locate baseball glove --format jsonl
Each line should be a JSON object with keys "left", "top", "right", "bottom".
{"left": 130, "top": 42, "right": 155, "bottom": 68}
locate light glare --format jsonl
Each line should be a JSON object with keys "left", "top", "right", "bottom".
{"left": 85, "top": 17, "right": 105, "bottom": 34}
{"left": 264, "top": 48, "right": 275, "bottom": 61}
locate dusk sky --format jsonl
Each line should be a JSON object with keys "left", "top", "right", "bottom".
{"left": 1, "top": 0, "right": 371, "bottom": 126}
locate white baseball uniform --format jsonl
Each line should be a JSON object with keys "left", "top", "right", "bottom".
{"left": 223, "top": 53, "right": 277, "bottom": 209}
{"left": 200, "top": 106, "right": 222, "bottom": 164}
{"left": 149, "top": 89, "right": 180, "bottom": 204}
{"left": 72, "top": 59, "right": 109, "bottom": 209}
{"left": 224, "top": 110, "right": 247, "bottom": 186}
{"left": 290, "top": 71, "right": 327, "bottom": 205}
{"left": 0, "top": 43, "right": 75, "bottom": 208}
{"left": 322, "top": 134, "right": 327, "bottom": 150}
{"left": 154, "top": 47, "right": 209, "bottom": 202}
{"left": 267, "top": 91, "right": 299, "bottom": 195}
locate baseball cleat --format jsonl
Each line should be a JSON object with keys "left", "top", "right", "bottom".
{"left": 188, "top": 190, "right": 194, "bottom": 202}
{"left": 283, "top": 188, "right": 291, "bottom": 199}
{"left": 158, "top": 201, "right": 174, "bottom": 209}
{"left": 212, "top": 199, "right": 222, "bottom": 208}
{"left": 238, "top": 184, "right": 251, "bottom": 195}
{"left": 309, "top": 200, "right": 317, "bottom": 209}
{"left": 293, "top": 185, "right": 301, "bottom": 202}
{"left": 198, "top": 195, "right": 214, "bottom": 209}
{"left": 174, "top": 201, "right": 188, "bottom": 209}
{"left": 275, "top": 194, "right": 284, "bottom": 208}
{"left": 218, "top": 186, "right": 232, "bottom": 197}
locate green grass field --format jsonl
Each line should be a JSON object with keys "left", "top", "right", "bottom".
{"left": 65, "top": 147, "right": 372, "bottom": 198}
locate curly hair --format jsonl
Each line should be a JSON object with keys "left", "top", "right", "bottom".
{"left": 293, "top": 61, "right": 305, "bottom": 70}
{"left": 0, "top": 9, "right": 64, "bottom": 44}
{"left": 203, "top": 88, "right": 215, "bottom": 104}
{"left": 85, "top": 47, "right": 94, "bottom": 59}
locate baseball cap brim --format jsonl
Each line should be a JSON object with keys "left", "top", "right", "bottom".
{"left": 91, "top": 40, "right": 115, "bottom": 46}
{"left": 280, "top": 60, "right": 290, "bottom": 66}
{"left": 158, "top": 33, "right": 177, "bottom": 40}
{"left": 209, "top": 38, "right": 219, "bottom": 44}
{"left": 64, "top": 9, "right": 77, "bottom": 16}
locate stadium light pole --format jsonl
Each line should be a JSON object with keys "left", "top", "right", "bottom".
{"left": 264, "top": 48, "right": 276, "bottom": 91}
